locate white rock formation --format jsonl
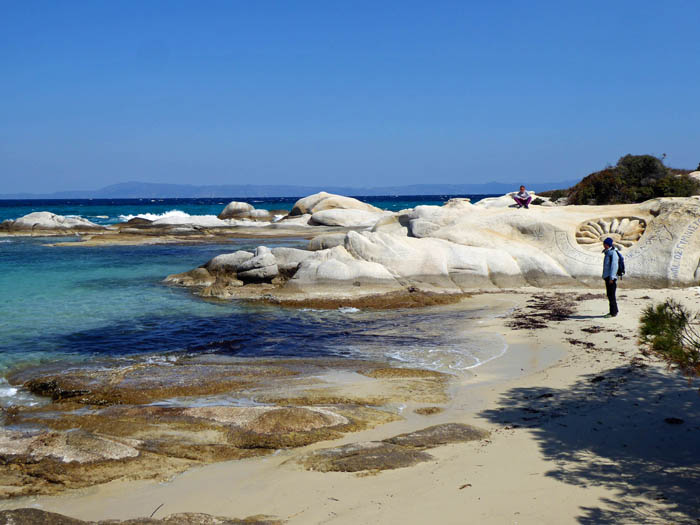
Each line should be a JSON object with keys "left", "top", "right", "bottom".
{"left": 287, "top": 246, "right": 401, "bottom": 292}
{"left": 235, "top": 246, "right": 279, "bottom": 282}
{"left": 1, "top": 212, "right": 103, "bottom": 232}
{"left": 290, "top": 192, "right": 383, "bottom": 216}
{"left": 168, "top": 193, "right": 700, "bottom": 299}
{"left": 309, "top": 233, "right": 348, "bottom": 251}
{"left": 218, "top": 201, "right": 254, "bottom": 219}
{"left": 310, "top": 209, "right": 392, "bottom": 228}
{"left": 249, "top": 209, "right": 272, "bottom": 220}
{"left": 207, "top": 251, "right": 254, "bottom": 273}
{"left": 152, "top": 214, "right": 230, "bottom": 227}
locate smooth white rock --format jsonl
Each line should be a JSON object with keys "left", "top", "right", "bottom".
{"left": 311, "top": 209, "right": 391, "bottom": 228}
{"left": 206, "top": 251, "right": 254, "bottom": 273}
{"left": 291, "top": 192, "right": 383, "bottom": 216}
{"left": 237, "top": 246, "right": 279, "bottom": 282}
{"left": 309, "top": 233, "right": 348, "bottom": 251}
{"left": 218, "top": 201, "right": 254, "bottom": 219}
{"left": 10, "top": 212, "right": 102, "bottom": 231}
{"left": 270, "top": 247, "right": 315, "bottom": 272}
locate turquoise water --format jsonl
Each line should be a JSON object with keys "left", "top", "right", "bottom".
{"left": 0, "top": 196, "right": 505, "bottom": 407}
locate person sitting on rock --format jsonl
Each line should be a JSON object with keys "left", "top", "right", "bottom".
{"left": 512, "top": 186, "right": 532, "bottom": 208}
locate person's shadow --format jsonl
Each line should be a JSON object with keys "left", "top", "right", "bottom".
{"left": 569, "top": 314, "right": 610, "bottom": 320}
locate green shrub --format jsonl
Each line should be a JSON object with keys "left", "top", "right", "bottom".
{"left": 531, "top": 197, "right": 545, "bottom": 206}
{"left": 539, "top": 189, "right": 567, "bottom": 201}
{"left": 639, "top": 299, "right": 700, "bottom": 376}
{"left": 566, "top": 154, "right": 700, "bottom": 205}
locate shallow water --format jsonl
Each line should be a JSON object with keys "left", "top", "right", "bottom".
{"left": 0, "top": 195, "right": 505, "bottom": 408}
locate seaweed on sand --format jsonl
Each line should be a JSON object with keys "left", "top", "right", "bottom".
{"left": 506, "top": 293, "right": 576, "bottom": 330}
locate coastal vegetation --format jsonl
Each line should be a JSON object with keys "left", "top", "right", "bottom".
{"left": 640, "top": 299, "right": 700, "bottom": 376}
{"left": 541, "top": 154, "right": 699, "bottom": 205}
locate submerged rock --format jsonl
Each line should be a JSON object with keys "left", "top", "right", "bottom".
{"left": 1, "top": 357, "right": 425, "bottom": 497}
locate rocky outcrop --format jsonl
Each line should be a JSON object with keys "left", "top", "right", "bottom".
{"left": 297, "top": 423, "right": 490, "bottom": 473}
{"left": 298, "top": 441, "right": 433, "bottom": 472}
{"left": 164, "top": 246, "right": 318, "bottom": 294}
{"left": 0, "top": 212, "right": 104, "bottom": 234}
{"left": 218, "top": 201, "right": 254, "bottom": 219}
{"left": 1, "top": 356, "right": 420, "bottom": 497}
{"left": 383, "top": 422, "right": 490, "bottom": 448}
{"left": 310, "top": 209, "right": 391, "bottom": 228}
{"left": 0, "top": 508, "right": 282, "bottom": 524}
{"left": 217, "top": 201, "right": 285, "bottom": 222}
{"left": 290, "top": 192, "right": 383, "bottom": 216}
{"left": 168, "top": 194, "right": 700, "bottom": 301}
{"left": 308, "top": 233, "right": 347, "bottom": 251}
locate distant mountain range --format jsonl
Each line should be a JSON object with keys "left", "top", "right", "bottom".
{"left": 0, "top": 180, "right": 579, "bottom": 200}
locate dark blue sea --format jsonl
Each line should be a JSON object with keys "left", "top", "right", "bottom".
{"left": 0, "top": 195, "right": 505, "bottom": 407}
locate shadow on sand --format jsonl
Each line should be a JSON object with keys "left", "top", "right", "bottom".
{"left": 479, "top": 362, "right": 700, "bottom": 524}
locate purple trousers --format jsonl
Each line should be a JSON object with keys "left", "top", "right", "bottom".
{"left": 513, "top": 196, "right": 532, "bottom": 207}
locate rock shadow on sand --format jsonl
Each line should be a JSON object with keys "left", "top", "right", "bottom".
{"left": 479, "top": 363, "right": 700, "bottom": 524}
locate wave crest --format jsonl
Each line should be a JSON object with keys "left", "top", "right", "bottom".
{"left": 118, "top": 209, "right": 193, "bottom": 222}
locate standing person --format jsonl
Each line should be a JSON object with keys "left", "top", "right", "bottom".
{"left": 602, "top": 237, "right": 619, "bottom": 318}
{"left": 512, "top": 186, "right": 532, "bottom": 208}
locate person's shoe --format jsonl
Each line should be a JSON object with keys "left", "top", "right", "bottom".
{"left": 516, "top": 204, "right": 522, "bottom": 208}
{"left": 524, "top": 204, "right": 529, "bottom": 209}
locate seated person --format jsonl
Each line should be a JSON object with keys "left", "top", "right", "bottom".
{"left": 512, "top": 186, "right": 532, "bottom": 208}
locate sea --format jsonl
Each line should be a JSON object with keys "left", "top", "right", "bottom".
{"left": 0, "top": 195, "right": 506, "bottom": 408}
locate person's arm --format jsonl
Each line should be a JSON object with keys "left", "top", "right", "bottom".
{"left": 609, "top": 250, "right": 618, "bottom": 280}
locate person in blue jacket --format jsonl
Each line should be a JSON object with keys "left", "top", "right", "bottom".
{"left": 602, "top": 237, "right": 619, "bottom": 317}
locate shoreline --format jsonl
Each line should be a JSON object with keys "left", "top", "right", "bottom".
{"left": 2, "top": 287, "right": 697, "bottom": 523}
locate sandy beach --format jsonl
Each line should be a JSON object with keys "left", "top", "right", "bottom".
{"left": 2, "top": 286, "right": 698, "bottom": 524}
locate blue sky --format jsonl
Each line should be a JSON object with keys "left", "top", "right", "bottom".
{"left": 1, "top": 1, "right": 699, "bottom": 193}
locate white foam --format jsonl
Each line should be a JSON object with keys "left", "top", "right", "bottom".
{"left": 0, "top": 386, "right": 18, "bottom": 397}
{"left": 118, "top": 209, "right": 192, "bottom": 222}
{"left": 0, "top": 378, "right": 44, "bottom": 408}
{"left": 338, "top": 307, "right": 360, "bottom": 313}
{"left": 143, "top": 354, "right": 177, "bottom": 365}
{"left": 383, "top": 334, "right": 508, "bottom": 374}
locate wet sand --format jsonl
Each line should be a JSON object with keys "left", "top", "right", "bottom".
{"left": 1, "top": 288, "right": 699, "bottom": 524}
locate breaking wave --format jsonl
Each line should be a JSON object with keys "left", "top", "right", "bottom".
{"left": 118, "top": 209, "right": 194, "bottom": 222}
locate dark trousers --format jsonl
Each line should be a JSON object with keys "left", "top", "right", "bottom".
{"left": 513, "top": 196, "right": 532, "bottom": 207}
{"left": 605, "top": 278, "right": 618, "bottom": 316}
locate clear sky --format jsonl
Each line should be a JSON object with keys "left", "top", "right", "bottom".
{"left": 1, "top": 1, "right": 699, "bottom": 193}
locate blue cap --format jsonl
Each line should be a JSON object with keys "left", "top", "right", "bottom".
{"left": 603, "top": 237, "right": 614, "bottom": 246}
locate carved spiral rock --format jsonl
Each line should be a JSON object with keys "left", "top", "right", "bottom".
{"left": 575, "top": 217, "right": 646, "bottom": 250}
